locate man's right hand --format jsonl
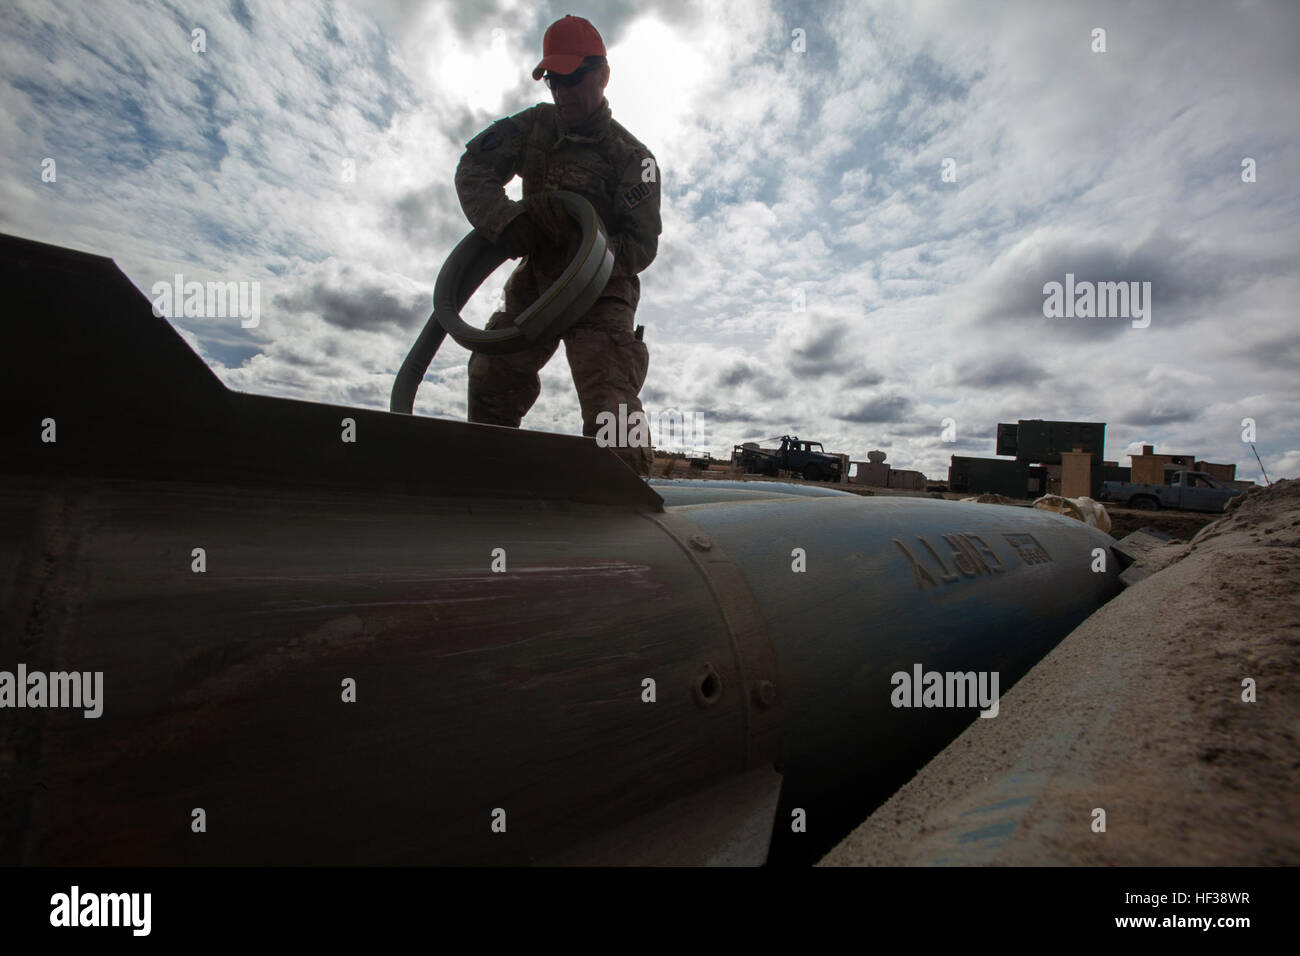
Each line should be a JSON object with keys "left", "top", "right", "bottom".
{"left": 499, "top": 214, "right": 539, "bottom": 259}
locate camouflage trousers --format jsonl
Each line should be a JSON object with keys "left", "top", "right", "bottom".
{"left": 468, "top": 265, "right": 652, "bottom": 476}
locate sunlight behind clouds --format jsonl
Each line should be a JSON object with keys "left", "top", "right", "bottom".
{"left": 606, "top": 16, "right": 711, "bottom": 155}
{"left": 425, "top": 20, "right": 521, "bottom": 115}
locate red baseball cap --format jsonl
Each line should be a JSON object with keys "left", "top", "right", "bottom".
{"left": 532, "top": 15, "right": 606, "bottom": 80}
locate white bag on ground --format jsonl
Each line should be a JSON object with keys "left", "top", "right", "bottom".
{"left": 1032, "top": 494, "right": 1112, "bottom": 533}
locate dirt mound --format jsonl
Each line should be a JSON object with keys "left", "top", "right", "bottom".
{"left": 820, "top": 478, "right": 1300, "bottom": 866}
{"left": 961, "top": 493, "right": 1020, "bottom": 505}
{"left": 1191, "top": 477, "right": 1300, "bottom": 550}
{"left": 1105, "top": 507, "right": 1214, "bottom": 541}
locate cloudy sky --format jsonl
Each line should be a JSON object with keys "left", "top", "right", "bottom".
{"left": 2, "top": 0, "right": 1297, "bottom": 481}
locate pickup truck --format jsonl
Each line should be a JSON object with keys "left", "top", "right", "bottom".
{"left": 734, "top": 435, "right": 843, "bottom": 482}
{"left": 1098, "top": 470, "right": 1244, "bottom": 513}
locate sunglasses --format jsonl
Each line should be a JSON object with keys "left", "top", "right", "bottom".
{"left": 543, "top": 63, "right": 598, "bottom": 90}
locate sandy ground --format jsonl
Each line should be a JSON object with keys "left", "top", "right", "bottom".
{"left": 820, "top": 478, "right": 1300, "bottom": 866}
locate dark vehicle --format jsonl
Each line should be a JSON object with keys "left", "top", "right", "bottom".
{"left": 1099, "top": 470, "right": 1245, "bottom": 513}
{"left": 734, "top": 435, "right": 842, "bottom": 482}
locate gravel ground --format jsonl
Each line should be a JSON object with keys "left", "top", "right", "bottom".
{"left": 820, "top": 478, "right": 1300, "bottom": 866}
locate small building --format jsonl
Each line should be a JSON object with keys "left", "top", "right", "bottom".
{"left": 851, "top": 461, "right": 890, "bottom": 487}
{"left": 948, "top": 456, "right": 1046, "bottom": 498}
{"left": 1195, "top": 460, "right": 1237, "bottom": 482}
{"left": 1130, "top": 445, "right": 1196, "bottom": 484}
{"left": 887, "top": 469, "right": 926, "bottom": 491}
{"left": 847, "top": 451, "right": 926, "bottom": 490}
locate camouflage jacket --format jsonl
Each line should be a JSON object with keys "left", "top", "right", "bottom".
{"left": 455, "top": 98, "right": 660, "bottom": 310}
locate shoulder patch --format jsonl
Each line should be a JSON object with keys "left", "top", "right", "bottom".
{"left": 623, "top": 181, "right": 654, "bottom": 210}
{"left": 467, "top": 117, "right": 520, "bottom": 155}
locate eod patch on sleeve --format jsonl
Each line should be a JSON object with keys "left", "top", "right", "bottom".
{"left": 622, "top": 181, "right": 653, "bottom": 210}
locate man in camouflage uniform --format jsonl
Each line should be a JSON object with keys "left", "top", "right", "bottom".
{"left": 455, "top": 15, "right": 660, "bottom": 476}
